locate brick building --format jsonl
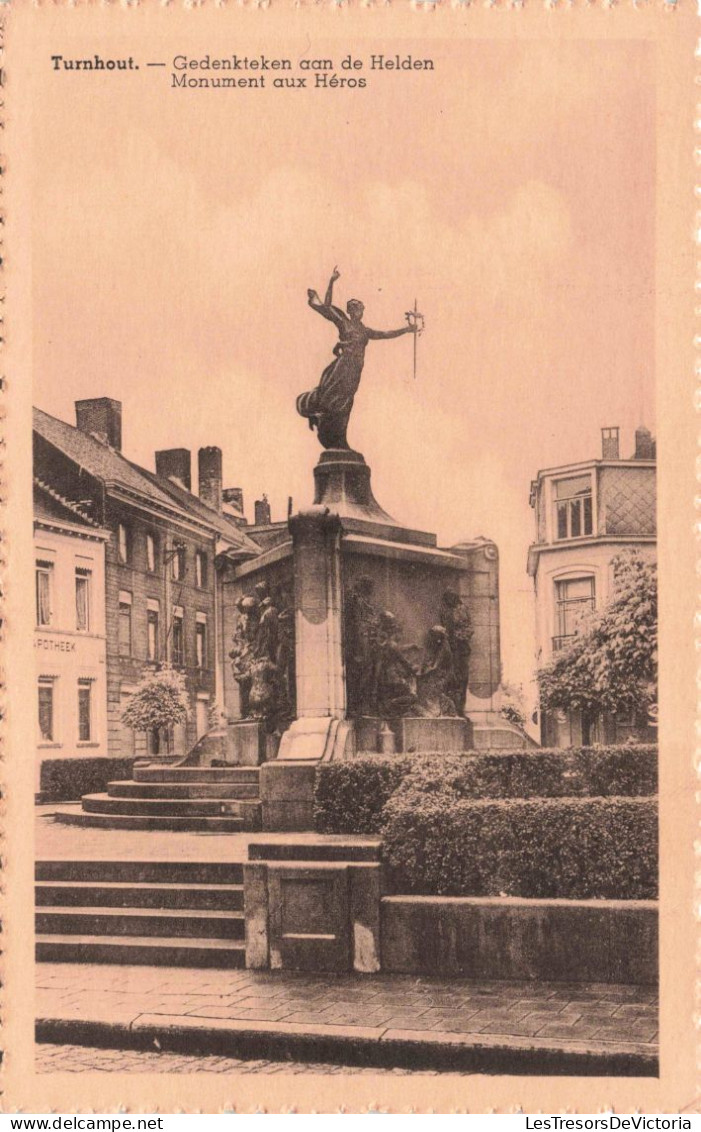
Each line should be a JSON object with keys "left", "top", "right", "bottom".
{"left": 33, "top": 399, "right": 258, "bottom": 770}
{"left": 527, "top": 426, "right": 656, "bottom": 747}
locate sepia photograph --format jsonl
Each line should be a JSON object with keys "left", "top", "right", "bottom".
{"left": 3, "top": 0, "right": 696, "bottom": 1115}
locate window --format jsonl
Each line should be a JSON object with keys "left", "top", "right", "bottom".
{"left": 172, "top": 608, "right": 184, "bottom": 666}
{"left": 117, "top": 523, "right": 130, "bottom": 563}
{"left": 196, "top": 615, "right": 207, "bottom": 669}
{"left": 146, "top": 533, "right": 157, "bottom": 573}
{"left": 171, "top": 542, "right": 186, "bottom": 581}
{"left": 118, "top": 591, "right": 132, "bottom": 656}
{"left": 38, "top": 678, "right": 55, "bottom": 742}
{"left": 75, "top": 569, "right": 91, "bottom": 631}
{"left": 195, "top": 551, "right": 208, "bottom": 589}
{"left": 554, "top": 576, "right": 595, "bottom": 650}
{"left": 147, "top": 603, "right": 160, "bottom": 662}
{"left": 553, "top": 476, "right": 593, "bottom": 540}
{"left": 78, "top": 680, "right": 92, "bottom": 742}
{"left": 36, "top": 561, "right": 53, "bottom": 626}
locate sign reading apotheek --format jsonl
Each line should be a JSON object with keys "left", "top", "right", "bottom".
{"left": 35, "top": 636, "right": 77, "bottom": 652}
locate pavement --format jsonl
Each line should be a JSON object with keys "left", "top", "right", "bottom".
{"left": 36, "top": 806, "right": 359, "bottom": 862}
{"left": 36, "top": 963, "right": 659, "bottom": 1076}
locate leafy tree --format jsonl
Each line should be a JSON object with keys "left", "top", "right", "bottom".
{"left": 537, "top": 550, "right": 657, "bottom": 720}
{"left": 121, "top": 665, "right": 190, "bottom": 754}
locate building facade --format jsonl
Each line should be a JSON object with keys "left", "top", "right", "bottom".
{"left": 34, "top": 478, "right": 110, "bottom": 790}
{"left": 527, "top": 426, "right": 656, "bottom": 747}
{"left": 33, "top": 399, "right": 258, "bottom": 771}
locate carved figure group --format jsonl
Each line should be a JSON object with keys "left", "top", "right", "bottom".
{"left": 229, "top": 580, "right": 295, "bottom": 732}
{"left": 344, "top": 580, "right": 473, "bottom": 719}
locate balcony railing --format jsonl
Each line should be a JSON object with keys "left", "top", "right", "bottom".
{"left": 552, "top": 634, "right": 576, "bottom": 652}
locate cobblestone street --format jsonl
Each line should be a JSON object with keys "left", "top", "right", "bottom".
{"left": 36, "top": 1044, "right": 441, "bottom": 1075}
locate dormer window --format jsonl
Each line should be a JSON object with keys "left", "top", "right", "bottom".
{"left": 554, "top": 475, "right": 593, "bottom": 540}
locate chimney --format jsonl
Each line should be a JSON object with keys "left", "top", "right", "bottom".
{"left": 634, "top": 426, "right": 656, "bottom": 460}
{"left": 198, "top": 446, "right": 223, "bottom": 513}
{"left": 155, "top": 448, "right": 191, "bottom": 491}
{"left": 75, "top": 398, "right": 122, "bottom": 451}
{"left": 601, "top": 426, "right": 620, "bottom": 460}
{"left": 254, "top": 494, "right": 272, "bottom": 526}
{"left": 223, "top": 487, "right": 244, "bottom": 514}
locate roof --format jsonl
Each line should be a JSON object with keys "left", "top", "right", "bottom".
{"left": 33, "top": 407, "right": 258, "bottom": 554}
{"left": 34, "top": 477, "right": 104, "bottom": 530}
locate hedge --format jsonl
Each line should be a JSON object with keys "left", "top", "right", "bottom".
{"left": 313, "top": 745, "right": 657, "bottom": 833}
{"left": 314, "top": 757, "right": 413, "bottom": 834}
{"left": 381, "top": 794, "right": 658, "bottom": 900}
{"left": 39, "top": 758, "right": 136, "bottom": 802}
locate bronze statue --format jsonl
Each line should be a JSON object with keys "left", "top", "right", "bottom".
{"left": 296, "top": 268, "right": 421, "bottom": 450}
{"left": 344, "top": 576, "right": 381, "bottom": 716}
{"left": 229, "top": 580, "right": 295, "bottom": 732}
{"left": 375, "top": 611, "right": 419, "bottom": 718}
{"left": 416, "top": 625, "right": 458, "bottom": 718}
{"left": 439, "top": 590, "right": 473, "bottom": 717}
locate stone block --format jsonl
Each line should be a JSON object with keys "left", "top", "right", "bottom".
{"left": 243, "top": 862, "right": 269, "bottom": 969}
{"left": 259, "top": 760, "right": 317, "bottom": 832}
{"left": 226, "top": 721, "right": 266, "bottom": 766}
{"left": 397, "top": 717, "right": 472, "bottom": 753}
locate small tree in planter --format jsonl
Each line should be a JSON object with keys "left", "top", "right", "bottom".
{"left": 121, "top": 665, "right": 190, "bottom": 756}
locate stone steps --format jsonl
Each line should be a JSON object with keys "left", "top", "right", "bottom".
{"left": 36, "top": 906, "right": 245, "bottom": 939}
{"left": 36, "top": 880, "right": 244, "bottom": 911}
{"left": 107, "top": 780, "right": 260, "bottom": 800}
{"left": 81, "top": 793, "right": 258, "bottom": 819}
{"left": 52, "top": 811, "right": 250, "bottom": 833}
{"left": 36, "top": 934, "right": 246, "bottom": 968}
{"left": 36, "top": 860, "right": 244, "bottom": 885}
{"left": 36, "top": 859, "right": 247, "bottom": 968}
{"left": 134, "top": 766, "right": 260, "bottom": 783}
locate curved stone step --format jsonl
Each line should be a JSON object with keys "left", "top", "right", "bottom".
{"left": 36, "top": 860, "right": 244, "bottom": 885}
{"left": 134, "top": 766, "right": 260, "bottom": 784}
{"left": 36, "top": 906, "right": 245, "bottom": 939}
{"left": 107, "top": 780, "right": 260, "bottom": 800}
{"left": 81, "top": 794, "right": 251, "bottom": 818}
{"left": 36, "top": 934, "right": 246, "bottom": 968}
{"left": 36, "top": 880, "right": 244, "bottom": 911}
{"left": 52, "top": 811, "right": 250, "bottom": 833}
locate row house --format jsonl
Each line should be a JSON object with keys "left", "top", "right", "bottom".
{"left": 33, "top": 398, "right": 259, "bottom": 774}
{"left": 34, "top": 477, "right": 110, "bottom": 791}
{"left": 527, "top": 425, "right": 657, "bottom": 747}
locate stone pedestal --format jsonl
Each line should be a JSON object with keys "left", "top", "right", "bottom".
{"left": 355, "top": 716, "right": 473, "bottom": 754}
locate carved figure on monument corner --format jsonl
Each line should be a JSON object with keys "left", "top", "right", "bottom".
{"left": 296, "top": 267, "right": 421, "bottom": 451}
{"left": 439, "top": 589, "right": 473, "bottom": 716}
{"left": 229, "top": 593, "right": 260, "bottom": 719}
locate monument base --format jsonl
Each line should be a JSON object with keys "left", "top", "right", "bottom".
{"left": 277, "top": 717, "right": 355, "bottom": 763}
{"left": 355, "top": 716, "right": 473, "bottom": 754}
{"left": 259, "top": 760, "right": 318, "bottom": 831}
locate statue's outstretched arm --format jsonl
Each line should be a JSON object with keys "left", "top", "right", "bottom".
{"left": 366, "top": 324, "right": 414, "bottom": 340}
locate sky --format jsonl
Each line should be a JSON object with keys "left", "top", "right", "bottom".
{"left": 30, "top": 34, "right": 655, "bottom": 692}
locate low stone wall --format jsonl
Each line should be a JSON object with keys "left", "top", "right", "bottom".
{"left": 381, "top": 896, "right": 657, "bottom": 985}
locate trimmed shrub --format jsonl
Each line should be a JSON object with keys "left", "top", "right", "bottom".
{"left": 39, "top": 758, "right": 136, "bottom": 802}
{"left": 381, "top": 794, "right": 658, "bottom": 900}
{"left": 393, "top": 745, "right": 657, "bottom": 801}
{"left": 314, "top": 757, "right": 412, "bottom": 834}
{"left": 314, "top": 746, "right": 657, "bottom": 835}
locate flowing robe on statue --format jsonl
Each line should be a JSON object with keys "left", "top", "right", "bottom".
{"left": 296, "top": 301, "right": 372, "bottom": 450}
